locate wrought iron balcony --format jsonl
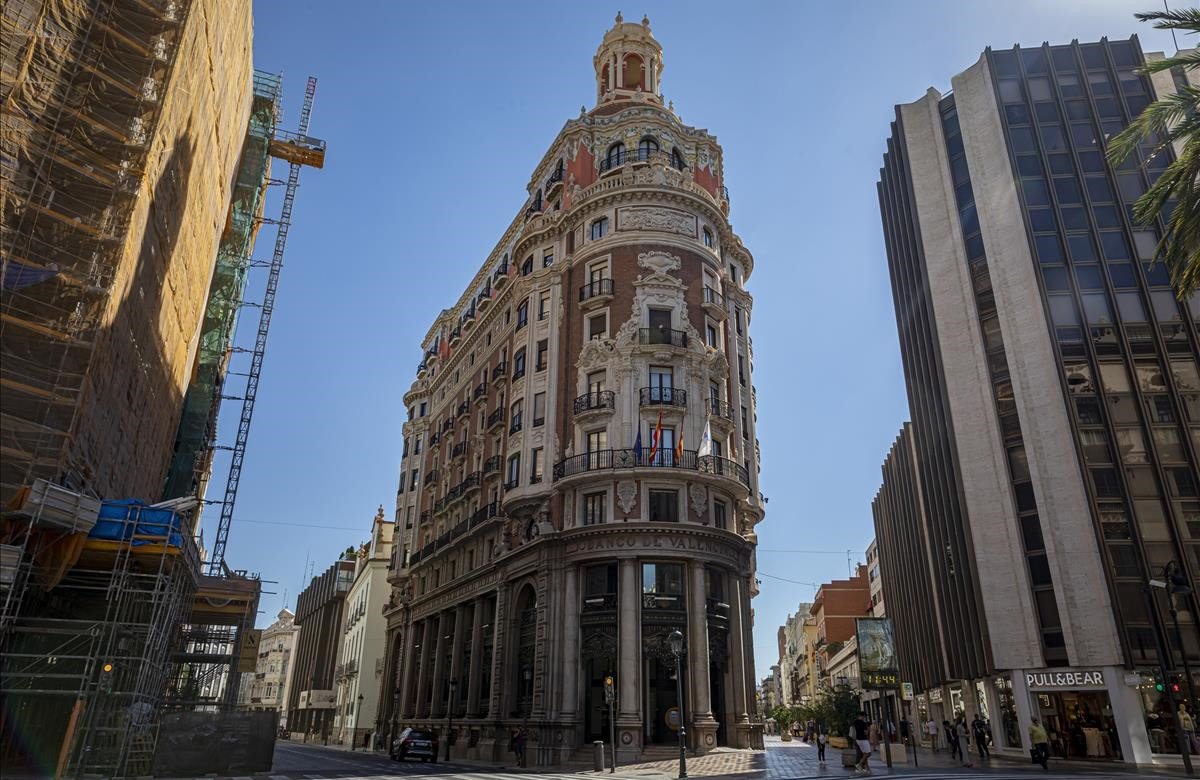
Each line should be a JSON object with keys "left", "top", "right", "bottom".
{"left": 483, "top": 454, "right": 502, "bottom": 474}
{"left": 441, "top": 418, "right": 454, "bottom": 432}
{"left": 449, "top": 326, "right": 462, "bottom": 343}
{"left": 640, "top": 386, "right": 687, "bottom": 407}
{"left": 573, "top": 390, "right": 615, "bottom": 415}
{"left": 462, "top": 471, "right": 481, "bottom": 492}
{"left": 552, "top": 448, "right": 750, "bottom": 487}
{"left": 457, "top": 400, "right": 470, "bottom": 416}
{"left": 469, "top": 501, "right": 500, "bottom": 529}
{"left": 639, "top": 327, "right": 687, "bottom": 348}
{"left": 473, "top": 382, "right": 487, "bottom": 399}
{"left": 546, "top": 166, "right": 564, "bottom": 189}
{"left": 702, "top": 287, "right": 726, "bottom": 317}
{"left": 486, "top": 408, "right": 504, "bottom": 430}
{"left": 582, "top": 593, "right": 617, "bottom": 613}
{"left": 476, "top": 288, "right": 491, "bottom": 306}
{"left": 504, "top": 479, "right": 519, "bottom": 492}
{"left": 492, "top": 362, "right": 507, "bottom": 380}
{"left": 493, "top": 264, "right": 510, "bottom": 284}
{"left": 424, "top": 469, "right": 438, "bottom": 486}
{"left": 708, "top": 398, "right": 734, "bottom": 420}
{"left": 451, "top": 441, "right": 468, "bottom": 459}
{"left": 419, "top": 510, "right": 430, "bottom": 523}
{"left": 579, "top": 278, "right": 614, "bottom": 302}
{"left": 509, "top": 414, "right": 524, "bottom": 435}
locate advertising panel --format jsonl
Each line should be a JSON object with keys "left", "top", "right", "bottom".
{"left": 856, "top": 617, "right": 899, "bottom": 689}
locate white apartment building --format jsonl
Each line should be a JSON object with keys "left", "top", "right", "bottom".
{"left": 243, "top": 608, "right": 298, "bottom": 725}
{"left": 334, "top": 508, "right": 394, "bottom": 749}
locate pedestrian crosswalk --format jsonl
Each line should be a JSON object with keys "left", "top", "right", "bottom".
{"left": 182, "top": 774, "right": 597, "bottom": 780}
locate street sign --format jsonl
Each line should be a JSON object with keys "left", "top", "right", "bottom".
{"left": 901, "top": 682, "right": 914, "bottom": 700}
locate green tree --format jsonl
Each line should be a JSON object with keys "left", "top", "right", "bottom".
{"left": 771, "top": 705, "right": 796, "bottom": 735}
{"left": 1106, "top": 8, "right": 1200, "bottom": 298}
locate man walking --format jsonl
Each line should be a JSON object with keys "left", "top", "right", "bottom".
{"left": 1028, "top": 717, "right": 1050, "bottom": 771}
{"left": 971, "top": 713, "right": 990, "bottom": 759}
{"left": 926, "top": 717, "right": 938, "bottom": 752}
{"left": 852, "top": 711, "right": 873, "bottom": 775}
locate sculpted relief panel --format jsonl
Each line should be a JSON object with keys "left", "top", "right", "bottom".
{"left": 617, "top": 207, "right": 697, "bottom": 238}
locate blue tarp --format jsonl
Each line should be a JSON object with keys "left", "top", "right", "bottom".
{"left": 88, "top": 500, "right": 187, "bottom": 548}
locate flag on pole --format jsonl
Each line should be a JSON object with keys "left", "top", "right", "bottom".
{"left": 697, "top": 418, "right": 713, "bottom": 458}
{"left": 674, "top": 427, "right": 684, "bottom": 464}
{"left": 648, "top": 411, "right": 663, "bottom": 463}
{"left": 633, "top": 424, "right": 643, "bottom": 464}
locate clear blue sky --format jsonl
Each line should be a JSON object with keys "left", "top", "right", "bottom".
{"left": 214, "top": 1, "right": 1181, "bottom": 680}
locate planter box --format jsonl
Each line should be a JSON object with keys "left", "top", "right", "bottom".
{"left": 829, "top": 736, "right": 850, "bottom": 749}
{"left": 780, "top": 733, "right": 792, "bottom": 742}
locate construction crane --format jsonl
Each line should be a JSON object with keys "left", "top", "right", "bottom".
{"left": 206, "top": 76, "right": 326, "bottom": 576}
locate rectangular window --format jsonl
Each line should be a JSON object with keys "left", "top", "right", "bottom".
{"left": 649, "top": 365, "right": 673, "bottom": 390}
{"left": 513, "top": 349, "right": 526, "bottom": 378}
{"left": 590, "top": 262, "right": 609, "bottom": 283}
{"left": 419, "top": 402, "right": 428, "bottom": 417}
{"left": 510, "top": 398, "right": 524, "bottom": 431}
{"left": 410, "top": 470, "right": 418, "bottom": 490}
{"left": 735, "top": 307, "right": 744, "bottom": 335}
{"left": 648, "top": 489, "right": 679, "bottom": 522}
{"left": 543, "top": 252, "right": 554, "bottom": 268}
{"left": 584, "top": 492, "right": 607, "bottom": 526}
{"left": 741, "top": 406, "right": 749, "bottom": 439}
{"left": 538, "top": 291, "right": 550, "bottom": 320}
{"left": 530, "top": 448, "right": 544, "bottom": 483}
{"left": 648, "top": 308, "right": 672, "bottom": 331}
{"left": 533, "top": 392, "right": 546, "bottom": 427}
{"left": 589, "top": 312, "right": 608, "bottom": 340}
{"left": 588, "top": 371, "right": 606, "bottom": 394}
{"left": 506, "top": 454, "right": 521, "bottom": 487}
{"left": 587, "top": 428, "right": 608, "bottom": 452}
{"left": 714, "top": 500, "right": 728, "bottom": 530}
{"left": 536, "top": 339, "right": 548, "bottom": 371}
{"left": 653, "top": 428, "right": 676, "bottom": 465}
{"left": 584, "top": 562, "right": 617, "bottom": 596}
{"left": 642, "top": 562, "right": 684, "bottom": 594}
{"left": 738, "top": 354, "right": 747, "bottom": 385}
{"left": 517, "top": 300, "right": 529, "bottom": 329}
{"left": 706, "top": 322, "right": 719, "bottom": 348}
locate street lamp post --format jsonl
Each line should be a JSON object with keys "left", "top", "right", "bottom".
{"left": 669, "top": 629, "right": 687, "bottom": 780}
{"left": 446, "top": 678, "right": 457, "bottom": 761}
{"left": 1147, "top": 566, "right": 1193, "bottom": 776}
{"left": 1162, "top": 561, "right": 1197, "bottom": 707}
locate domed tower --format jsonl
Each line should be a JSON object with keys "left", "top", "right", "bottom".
{"left": 594, "top": 12, "right": 664, "bottom": 106}
{"left": 383, "top": 17, "right": 762, "bottom": 766}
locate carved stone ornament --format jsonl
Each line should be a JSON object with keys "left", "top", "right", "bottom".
{"left": 617, "top": 480, "right": 637, "bottom": 514}
{"left": 636, "top": 251, "right": 681, "bottom": 275}
{"left": 619, "top": 207, "right": 696, "bottom": 238}
{"left": 689, "top": 484, "right": 707, "bottom": 518}
{"left": 577, "top": 337, "right": 616, "bottom": 372}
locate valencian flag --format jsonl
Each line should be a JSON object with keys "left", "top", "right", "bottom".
{"left": 697, "top": 418, "right": 713, "bottom": 458}
{"left": 648, "top": 411, "right": 663, "bottom": 463}
{"left": 633, "top": 424, "right": 644, "bottom": 464}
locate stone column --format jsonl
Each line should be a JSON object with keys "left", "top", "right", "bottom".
{"left": 560, "top": 566, "right": 580, "bottom": 722}
{"left": 414, "top": 619, "right": 431, "bottom": 718}
{"left": 687, "top": 562, "right": 717, "bottom": 753}
{"left": 448, "top": 605, "right": 467, "bottom": 715}
{"left": 398, "top": 619, "right": 418, "bottom": 719}
{"left": 728, "top": 575, "right": 752, "bottom": 747}
{"left": 466, "top": 596, "right": 485, "bottom": 717}
{"left": 430, "top": 612, "right": 449, "bottom": 717}
{"left": 616, "top": 558, "right": 642, "bottom": 761}
{"left": 477, "top": 590, "right": 506, "bottom": 762}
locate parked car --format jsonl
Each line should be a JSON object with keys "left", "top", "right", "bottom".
{"left": 391, "top": 727, "right": 438, "bottom": 762}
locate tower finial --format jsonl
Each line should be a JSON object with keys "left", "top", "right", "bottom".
{"left": 615, "top": 10, "right": 623, "bottom": 24}
{"left": 642, "top": 14, "right": 650, "bottom": 27}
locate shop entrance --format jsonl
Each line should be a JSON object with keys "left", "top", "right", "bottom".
{"left": 644, "top": 656, "right": 681, "bottom": 744}
{"left": 1034, "top": 690, "right": 1121, "bottom": 761}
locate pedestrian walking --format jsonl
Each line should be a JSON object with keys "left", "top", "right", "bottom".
{"left": 1028, "top": 717, "right": 1050, "bottom": 771}
{"left": 926, "top": 718, "right": 938, "bottom": 752}
{"left": 971, "top": 714, "right": 990, "bottom": 759}
{"left": 868, "top": 719, "right": 881, "bottom": 753}
{"left": 816, "top": 724, "right": 827, "bottom": 762}
{"left": 852, "top": 711, "right": 873, "bottom": 775}
{"left": 943, "top": 719, "right": 972, "bottom": 766}
{"left": 510, "top": 727, "right": 528, "bottom": 768}
{"left": 1180, "top": 704, "right": 1196, "bottom": 755}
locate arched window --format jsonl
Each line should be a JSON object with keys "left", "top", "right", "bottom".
{"left": 604, "top": 143, "right": 625, "bottom": 171}
{"left": 622, "top": 53, "right": 645, "bottom": 91}
{"left": 590, "top": 217, "right": 609, "bottom": 241}
{"left": 703, "top": 228, "right": 714, "bottom": 248}
{"left": 600, "top": 63, "right": 610, "bottom": 96}
{"left": 638, "top": 137, "right": 659, "bottom": 162}
{"left": 671, "top": 147, "right": 686, "bottom": 171}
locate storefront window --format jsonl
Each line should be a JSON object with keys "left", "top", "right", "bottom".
{"left": 1034, "top": 690, "right": 1121, "bottom": 760}
{"left": 993, "top": 675, "right": 1021, "bottom": 748}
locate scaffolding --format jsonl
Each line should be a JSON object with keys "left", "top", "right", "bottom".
{"left": 1, "top": 0, "right": 196, "bottom": 505}
{"left": 0, "top": 484, "right": 200, "bottom": 778}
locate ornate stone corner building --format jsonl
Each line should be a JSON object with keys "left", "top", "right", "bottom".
{"left": 378, "top": 15, "right": 764, "bottom": 765}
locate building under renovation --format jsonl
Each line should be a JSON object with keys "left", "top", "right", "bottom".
{"left": 0, "top": 1, "right": 324, "bottom": 776}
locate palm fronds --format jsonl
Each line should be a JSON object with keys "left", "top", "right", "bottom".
{"left": 1105, "top": 7, "right": 1200, "bottom": 299}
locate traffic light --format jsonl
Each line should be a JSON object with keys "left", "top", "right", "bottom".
{"left": 603, "top": 675, "right": 615, "bottom": 703}
{"left": 98, "top": 661, "right": 114, "bottom": 693}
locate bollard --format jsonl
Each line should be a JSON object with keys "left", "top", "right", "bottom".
{"left": 594, "top": 740, "right": 606, "bottom": 771}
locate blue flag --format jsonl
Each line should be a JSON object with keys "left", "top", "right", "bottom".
{"left": 633, "top": 424, "right": 643, "bottom": 464}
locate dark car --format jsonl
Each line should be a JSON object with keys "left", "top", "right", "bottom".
{"left": 391, "top": 727, "right": 438, "bottom": 762}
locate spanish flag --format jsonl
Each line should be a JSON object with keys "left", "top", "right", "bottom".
{"left": 648, "top": 410, "right": 663, "bottom": 463}
{"left": 674, "top": 427, "right": 684, "bottom": 463}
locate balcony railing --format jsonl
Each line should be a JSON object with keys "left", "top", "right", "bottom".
{"left": 486, "top": 408, "right": 504, "bottom": 429}
{"left": 493, "top": 264, "right": 509, "bottom": 281}
{"left": 451, "top": 441, "right": 469, "bottom": 459}
{"left": 457, "top": 400, "right": 470, "bottom": 416}
{"left": 579, "top": 278, "right": 614, "bottom": 301}
{"left": 642, "top": 593, "right": 685, "bottom": 612}
{"left": 492, "top": 362, "right": 507, "bottom": 380}
{"left": 462, "top": 471, "right": 481, "bottom": 492}
{"left": 483, "top": 454, "right": 502, "bottom": 474}
{"left": 708, "top": 399, "right": 734, "bottom": 420}
{"left": 441, "top": 418, "right": 454, "bottom": 432}
{"left": 510, "top": 414, "right": 524, "bottom": 435}
{"left": 424, "top": 469, "right": 438, "bottom": 486}
{"left": 419, "top": 510, "right": 430, "bottom": 523}
{"left": 473, "top": 382, "right": 486, "bottom": 399}
{"left": 552, "top": 448, "right": 750, "bottom": 487}
{"left": 703, "top": 286, "right": 725, "bottom": 307}
{"left": 504, "top": 479, "right": 519, "bottom": 492}
{"left": 469, "top": 501, "right": 500, "bottom": 529}
{"left": 582, "top": 593, "right": 617, "bottom": 612}
{"left": 573, "top": 390, "right": 615, "bottom": 415}
{"left": 429, "top": 432, "right": 440, "bottom": 446}
{"left": 546, "top": 167, "right": 564, "bottom": 188}
{"left": 476, "top": 288, "right": 491, "bottom": 306}
{"left": 640, "top": 386, "right": 687, "bottom": 407}
{"left": 598, "top": 148, "right": 684, "bottom": 173}
{"left": 639, "top": 327, "right": 688, "bottom": 348}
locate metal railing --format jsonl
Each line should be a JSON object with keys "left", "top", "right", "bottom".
{"left": 640, "top": 386, "right": 687, "bottom": 407}
{"left": 703, "top": 286, "right": 725, "bottom": 307}
{"left": 598, "top": 148, "right": 686, "bottom": 173}
{"left": 579, "top": 278, "right": 614, "bottom": 301}
{"left": 708, "top": 399, "right": 734, "bottom": 420}
{"left": 451, "top": 441, "right": 468, "bottom": 458}
{"left": 474, "top": 382, "right": 486, "bottom": 399}
{"left": 492, "top": 362, "right": 507, "bottom": 380}
{"left": 483, "top": 454, "right": 502, "bottom": 474}
{"left": 552, "top": 448, "right": 749, "bottom": 486}
{"left": 639, "top": 327, "right": 688, "bottom": 348}
{"left": 509, "top": 414, "right": 524, "bottom": 434}
{"left": 486, "top": 408, "right": 504, "bottom": 429}
{"left": 582, "top": 594, "right": 618, "bottom": 612}
{"left": 573, "top": 390, "right": 615, "bottom": 415}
